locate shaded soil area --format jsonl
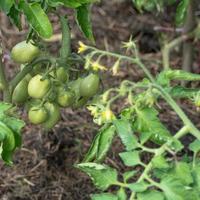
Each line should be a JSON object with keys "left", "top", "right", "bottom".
{"left": 0, "top": 1, "right": 200, "bottom": 200}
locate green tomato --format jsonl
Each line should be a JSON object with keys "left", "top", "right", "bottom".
{"left": 12, "top": 78, "right": 29, "bottom": 104}
{"left": 68, "top": 78, "right": 83, "bottom": 97}
{"left": 57, "top": 87, "right": 75, "bottom": 107}
{"left": 79, "top": 73, "right": 100, "bottom": 98}
{"left": 56, "top": 67, "right": 69, "bottom": 82}
{"left": 28, "top": 74, "right": 50, "bottom": 99}
{"left": 28, "top": 106, "right": 48, "bottom": 124}
{"left": 42, "top": 102, "right": 60, "bottom": 130}
{"left": 11, "top": 40, "right": 40, "bottom": 64}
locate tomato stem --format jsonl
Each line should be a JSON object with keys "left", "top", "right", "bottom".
{"left": 0, "top": 51, "right": 11, "bottom": 102}
{"left": 59, "top": 16, "right": 71, "bottom": 65}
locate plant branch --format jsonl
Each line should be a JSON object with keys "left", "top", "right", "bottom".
{"left": 59, "top": 16, "right": 71, "bottom": 65}
{"left": 182, "top": 0, "right": 196, "bottom": 74}
{"left": 89, "top": 47, "right": 155, "bottom": 82}
{"left": 162, "top": 35, "right": 189, "bottom": 70}
{"left": 0, "top": 51, "right": 10, "bottom": 102}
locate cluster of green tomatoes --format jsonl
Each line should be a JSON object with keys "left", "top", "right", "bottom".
{"left": 11, "top": 41, "right": 100, "bottom": 129}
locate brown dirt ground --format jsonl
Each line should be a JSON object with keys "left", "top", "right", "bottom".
{"left": 0, "top": 1, "right": 200, "bottom": 200}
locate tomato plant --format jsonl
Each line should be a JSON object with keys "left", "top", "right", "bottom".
{"left": 0, "top": 0, "right": 98, "bottom": 164}
{"left": 76, "top": 39, "right": 200, "bottom": 199}
{"left": 1, "top": 0, "right": 200, "bottom": 200}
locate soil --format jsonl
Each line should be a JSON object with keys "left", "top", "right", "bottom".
{"left": 0, "top": 1, "right": 200, "bottom": 200}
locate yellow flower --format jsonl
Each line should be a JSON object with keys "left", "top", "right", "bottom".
{"left": 101, "top": 109, "right": 116, "bottom": 122}
{"left": 112, "top": 59, "right": 120, "bottom": 75}
{"left": 91, "top": 61, "right": 107, "bottom": 71}
{"left": 78, "top": 41, "right": 88, "bottom": 53}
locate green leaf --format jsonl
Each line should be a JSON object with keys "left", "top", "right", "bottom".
{"left": 83, "top": 125, "right": 116, "bottom": 162}
{"left": 128, "top": 181, "right": 149, "bottom": 192}
{"left": 160, "top": 176, "right": 185, "bottom": 200}
{"left": 1, "top": 149, "right": 13, "bottom": 165}
{"left": 166, "top": 69, "right": 200, "bottom": 81}
{"left": 83, "top": 129, "right": 101, "bottom": 162}
{"left": 47, "top": 0, "right": 98, "bottom": 8}
{"left": 91, "top": 193, "right": 118, "bottom": 200}
{"left": 0, "top": 102, "right": 24, "bottom": 165}
{"left": 0, "top": 0, "right": 14, "bottom": 13}
{"left": 169, "top": 139, "right": 184, "bottom": 152}
{"left": 192, "top": 165, "right": 200, "bottom": 190}
{"left": 19, "top": 1, "right": 53, "bottom": 38}
{"left": 76, "top": 4, "right": 94, "bottom": 41}
{"left": 133, "top": 107, "right": 171, "bottom": 145}
{"left": 114, "top": 119, "right": 138, "bottom": 151}
{"left": 117, "top": 188, "right": 127, "bottom": 200}
{"left": 176, "top": 0, "right": 189, "bottom": 26}
{"left": 152, "top": 155, "right": 169, "bottom": 169}
{"left": 8, "top": 5, "right": 22, "bottom": 29}
{"left": 137, "top": 190, "right": 165, "bottom": 200}
{"left": 47, "top": 0, "right": 81, "bottom": 7}
{"left": 169, "top": 86, "right": 199, "bottom": 99}
{"left": 174, "top": 162, "right": 193, "bottom": 185}
{"left": 3, "top": 117, "right": 25, "bottom": 134}
{"left": 119, "top": 151, "right": 141, "bottom": 167}
{"left": 189, "top": 139, "right": 200, "bottom": 153}
{"left": 123, "top": 171, "right": 137, "bottom": 182}
{"left": 76, "top": 163, "right": 118, "bottom": 190}
{"left": 96, "top": 125, "right": 116, "bottom": 162}
{"left": 0, "top": 102, "right": 12, "bottom": 117}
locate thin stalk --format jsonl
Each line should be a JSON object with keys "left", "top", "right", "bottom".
{"left": 129, "top": 192, "right": 135, "bottom": 200}
{"left": 162, "top": 35, "right": 189, "bottom": 70}
{"left": 145, "top": 176, "right": 163, "bottom": 190}
{"left": 90, "top": 47, "right": 155, "bottom": 82}
{"left": 59, "top": 16, "right": 71, "bottom": 65}
{"left": 0, "top": 55, "right": 10, "bottom": 102}
{"left": 182, "top": 0, "right": 196, "bottom": 73}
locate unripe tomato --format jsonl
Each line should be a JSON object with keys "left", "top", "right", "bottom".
{"left": 42, "top": 102, "right": 60, "bottom": 129}
{"left": 28, "top": 74, "right": 50, "bottom": 99}
{"left": 68, "top": 78, "right": 83, "bottom": 97}
{"left": 57, "top": 87, "right": 75, "bottom": 107}
{"left": 56, "top": 67, "right": 69, "bottom": 83}
{"left": 11, "top": 40, "right": 40, "bottom": 64}
{"left": 80, "top": 73, "right": 100, "bottom": 98}
{"left": 12, "top": 78, "right": 29, "bottom": 104}
{"left": 28, "top": 106, "right": 48, "bottom": 124}
{"left": 101, "top": 109, "right": 116, "bottom": 122}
